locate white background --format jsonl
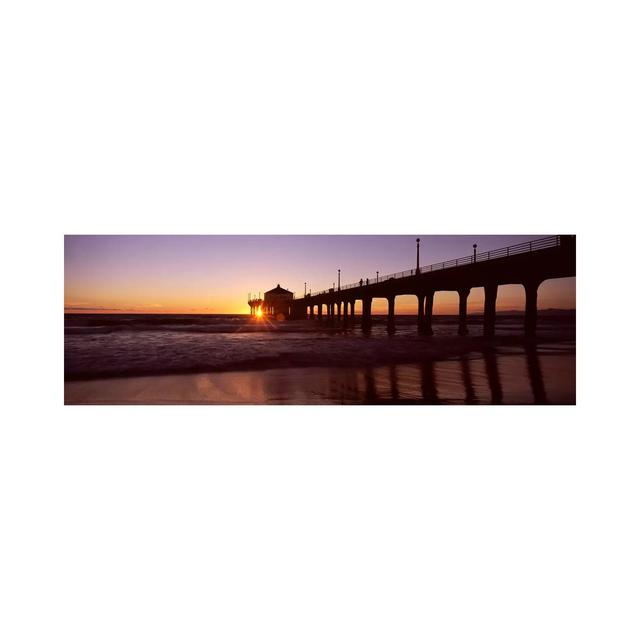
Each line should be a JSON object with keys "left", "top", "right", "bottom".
{"left": 1, "top": 1, "right": 639, "bottom": 638}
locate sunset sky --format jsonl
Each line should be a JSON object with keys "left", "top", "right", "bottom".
{"left": 64, "top": 235, "right": 575, "bottom": 314}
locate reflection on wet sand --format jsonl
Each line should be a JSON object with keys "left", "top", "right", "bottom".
{"left": 460, "top": 357, "right": 476, "bottom": 404}
{"left": 526, "top": 343, "right": 548, "bottom": 404}
{"left": 64, "top": 344, "right": 575, "bottom": 405}
{"left": 364, "top": 368, "right": 377, "bottom": 403}
{"left": 483, "top": 349, "right": 503, "bottom": 404}
{"left": 420, "top": 360, "right": 438, "bottom": 404}
{"left": 389, "top": 365, "right": 399, "bottom": 401}
{"left": 318, "top": 344, "right": 570, "bottom": 405}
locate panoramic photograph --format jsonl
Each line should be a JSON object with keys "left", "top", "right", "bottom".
{"left": 64, "top": 234, "right": 576, "bottom": 404}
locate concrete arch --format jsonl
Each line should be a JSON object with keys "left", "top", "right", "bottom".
{"left": 467, "top": 287, "right": 485, "bottom": 314}
{"left": 496, "top": 283, "right": 526, "bottom": 315}
{"left": 538, "top": 277, "right": 575, "bottom": 310}
{"left": 369, "top": 296, "right": 393, "bottom": 315}
{"left": 393, "top": 294, "right": 418, "bottom": 316}
{"left": 494, "top": 283, "right": 527, "bottom": 333}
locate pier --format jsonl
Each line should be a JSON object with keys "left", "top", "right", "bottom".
{"left": 253, "top": 235, "right": 575, "bottom": 336}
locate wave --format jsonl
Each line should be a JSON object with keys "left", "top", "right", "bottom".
{"left": 64, "top": 313, "right": 575, "bottom": 336}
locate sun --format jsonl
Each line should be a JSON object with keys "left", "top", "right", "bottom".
{"left": 256, "top": 306, "right": 263, "bottom": 318}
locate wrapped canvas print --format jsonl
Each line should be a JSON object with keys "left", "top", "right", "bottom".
{"left": 64, "top": 235, "right": 575, "bottom": 404}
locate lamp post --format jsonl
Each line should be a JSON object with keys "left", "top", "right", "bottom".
{"left": 304, "top": 282, "right": 307, "bottom": 296}
{"left": 338, "top": 269, "right": 341, "bottom": 291}
{"left": 473, "top": 243, "right": 477, "bottom": 263}
{"left": 416, "top": 238, "right": 420, "bottom": 274}
{"left": 376, "top": 270, "right": 379, "bottom": 283}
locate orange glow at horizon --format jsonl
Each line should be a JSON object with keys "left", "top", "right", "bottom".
{"left": 64, "top": 280, "right": 575, "bottom": 315}
{"left": 63, "top": 289, "right": 252, "bottom": 314}
{"left": 65, "top": 236, "right": 575, "bottom": 315}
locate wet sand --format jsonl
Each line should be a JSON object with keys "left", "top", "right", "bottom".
{"left": 65, "top": 345, "right": 575, "bottom": 405}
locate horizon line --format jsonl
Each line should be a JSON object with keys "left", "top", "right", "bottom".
{"left": 64, "top": 308, "right": 576, "bottom": 315}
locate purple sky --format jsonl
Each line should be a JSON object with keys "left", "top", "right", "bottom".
{"left": 64, "top": 235, "right": 575, "bottom": 313}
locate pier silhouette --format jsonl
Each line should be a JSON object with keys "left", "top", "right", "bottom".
{"left": 253, "top": 235, "right": 575, "bottom": 337}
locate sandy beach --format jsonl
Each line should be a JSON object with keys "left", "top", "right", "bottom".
{"left": 65, "top": 312, "right": 575, "bottom": 404}
{"left": 65, "top": 344, "right": 575, "bottom": 404}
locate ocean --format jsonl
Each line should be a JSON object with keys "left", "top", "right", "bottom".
{"left": 64, "top": 313, "right": 576, "bottom": 404}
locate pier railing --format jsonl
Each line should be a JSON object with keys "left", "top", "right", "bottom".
{"left": 294, "top": 235, "right": 561, "bottom": 299}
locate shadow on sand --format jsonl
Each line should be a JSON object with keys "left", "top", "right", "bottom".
{"left": 350, "top": 344, "right": 549, "bottom": 405}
